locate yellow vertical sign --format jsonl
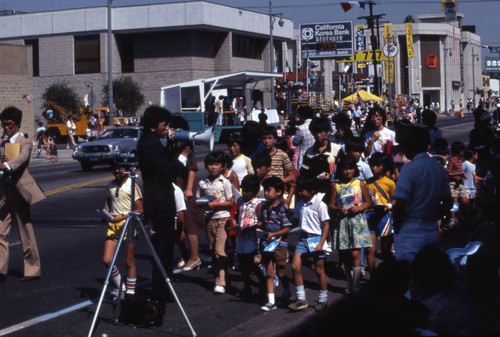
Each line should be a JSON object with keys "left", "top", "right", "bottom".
{"left": 406, "top": 23, "right": 415, "bottom": 59}
{"left": 384, "top": 23, "right": 394, "bottom": 84}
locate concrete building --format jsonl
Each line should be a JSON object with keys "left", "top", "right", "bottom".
{"left": 0, "top": 1, "right": 293, "bottom": 121}
{"left": 0, "top": 43, "right": 35, "bottom": 135}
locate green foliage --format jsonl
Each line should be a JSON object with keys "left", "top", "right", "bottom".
{"left": 404, "top": 15, "right": 415, "bottom": 23}
{"left": 41, "top": 81, "right": 79, "bottom": 121}
{"left": 101, "top": 77, "right": 145, "bottom": 117}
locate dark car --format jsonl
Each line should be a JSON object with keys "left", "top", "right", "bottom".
{"left": 72, "top": 126, "right": 142, "bottom": 171}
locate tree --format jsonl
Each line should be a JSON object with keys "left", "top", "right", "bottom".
{"left": 101, "top": 77, "right": 145, "bottom": 116}
{"left": 404, "top": 15, "right": 415, "bottom": 23}
{"left": 41, "top": 81, "right": 79, "bottom": 122}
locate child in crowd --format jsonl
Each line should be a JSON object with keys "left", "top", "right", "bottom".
{"left": 446, "top": 141, "right": 467, "bottom": 227}
{"left": 197, "top": 151, "right": 234, "bottom": 294}
{"left": 343, "top": 136, "right": 373, "bottom": 181}
{"left": 227, "top": 134, "right": 254, "bottom": 184}
{"left": 221, "top": 152, "right": 240, "bottom": 189}
{"left": 462, "top": 148, "right": 478, "bottom": 218}
{"left": 432, "top": 138, "right": 449, "bottom": 167}
{"left": 102, "top": 162, "right": 143, "bottom": 297}
{"left": 261, "top": 126, "right": 295, "bottom": 207}
{"left": 391, "top": 162, "right": 404, "bottom": 183}
{"left": 258, "top": 177, "right": 292, "bottom": 311}
{"left": 235, "top": 175, "right": 264, "bottom": 302}
{"left": 365, "top": 152, "right": 396, "bottom": 275}
{"left": 329, "top": 155, "right": 372, "bottom": 294}
{"left": 251, "top": 153, "right": 272, "bottom": 200}
{"left": 289, "top": 177, "right": 330, "bottom": 312}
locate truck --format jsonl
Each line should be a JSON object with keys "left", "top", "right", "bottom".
{"left": 45, "top": 101, "right": 140, "bottom": 142}
{"left": 160, "top": 71, "right": 283, "bottom": 142}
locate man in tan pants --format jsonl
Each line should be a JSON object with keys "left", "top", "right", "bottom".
{"left": 0, "top": 106, "right": 46, "bottom": 283}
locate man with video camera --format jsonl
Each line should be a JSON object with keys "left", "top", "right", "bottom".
{"left": 391, "top": 121, "right": 452, "bottom": 263}
{"left": 137, "top": 106, "right": 190, "bottom": 306}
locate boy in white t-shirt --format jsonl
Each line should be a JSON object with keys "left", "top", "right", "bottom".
{"left": 288, "top": 176, "right": 330, "bottom": 313}
{"left": 462, "top": 148, "right": 477, "bottom": 216}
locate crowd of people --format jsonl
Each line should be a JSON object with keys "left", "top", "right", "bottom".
{"left": 2, "top": 101, "right": 498, "bottom": 334}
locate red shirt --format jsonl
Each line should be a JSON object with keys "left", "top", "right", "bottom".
{"left": 446, "top": 156, "right": 463, "bottom": 181}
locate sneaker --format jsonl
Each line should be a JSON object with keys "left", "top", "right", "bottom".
{"left": 260, "top": 302, "right": 277, "bottom": 311}
{"left": 214, "top": 285, "right": 225, "bottom": 294}
{"left": 288, "top": 299, "right": 308, "bottom": 311}
{"left": 314, "top": 301, "right": 328, "bottom": 312}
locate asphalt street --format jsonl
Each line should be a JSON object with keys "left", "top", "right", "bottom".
{"left": 0, "top": 114, "right": 477, "bottom": 337}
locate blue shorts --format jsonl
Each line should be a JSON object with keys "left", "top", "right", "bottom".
{"left": 294, "top": 233, "right": 326, "bottom": 260}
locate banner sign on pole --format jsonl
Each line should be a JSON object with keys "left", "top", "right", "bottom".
{"left": 406, "top": 23, "right": 415, "bottom": 59}
{"left": 356, "top": 25, "right": 366, "bottom": 68}
{"left": 300, "top": 22, "right": 354, "bottom": 59}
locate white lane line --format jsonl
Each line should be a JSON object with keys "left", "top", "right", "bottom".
{"left": 0, "top": 279, "right": 151, "bottom": 336}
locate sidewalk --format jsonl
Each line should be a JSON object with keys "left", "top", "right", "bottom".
{"left": 30, "top": 147, "right": 74, "bottom": 166}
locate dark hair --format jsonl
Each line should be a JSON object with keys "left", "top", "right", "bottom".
{"left": 332, "top": 112, "right": 352, "bottom": 131}
{"left": 251, "top": 153, "right": 272, "bottom": 170}
{"left": 262, "top": 176, "right": 285, "bottom": 193}
{"left": 345, "top": 136, "right": 365, "bottom": 153}
{"left": 261, "top": 125, "right": 278, "bottom": 139}
{"left": 171, "top": 115, "right": 190, "bottom": 131}
{"left": 421, "top": 109, "right": 437, "bottom": 127}
{"left": 297, "top": 105, "right": 314, "bottom": 119}
{"left": 241, "top": 175, "right": 261, "bottom": 195}
{"left": 450, "top": 141, "right": 465, "bottom": 156}
{"left": 393, "top": 162, "right": 404, "bottom": 173}
{"left": 204, "top": 151, "right": 225, "bottom": 167}
{"left": 395, "top": 122, "right": 430, "bottom": 154}
{"left": 367, "top": 106, "right": 387, "bottom": 126}
{"left": 1, "top": 106, "right": 22, "bottom": 126}
{"left": 463, "top": 148, "right": 473, "bottom": 161}
{"left": 433, "top": 138, "right": 449, "bottom": 156}
{"left": 334, "top": 154, "right": 360, "bottom": 180}
{"left": 309, "top": 116, "right": 331, "bottom": 134}
{"left": 241, "top": 121, "right": 262, "bottom": 156}
{"left": 296, "top": 175, "right": 318, "bottom": 192}
{"left": 412, "top": 244, "right": 455, "bottom": 298}
{"left": 220, "top": 151, "right": 233, "bottom": 169}
{"left": 142, "top": 105, "right": 171, "bottom": 131}
{"left": 226, "top": 133, "right": 243, "bottom": 147}
{"left": 368, "top": 152, "right": 391, "bottom": 172}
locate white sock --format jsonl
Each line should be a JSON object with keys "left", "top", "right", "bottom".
{"left": 353, "top": 266, "right": 362, "bottom": 291}
{"left": 296, "top": 285, "right": 306, "bottom": 301}
{"left": 267, "top": 293, "right": 275, "bottom": 305}
{"left": 110, "top": 265, "right": 122, "bottom": 289}
{"left": 126, "top": 277, "right": 136, "bottom": 294}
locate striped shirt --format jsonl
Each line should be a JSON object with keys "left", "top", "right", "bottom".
{"left": 260, "top": 202, "right": 291, "bottom": 247}
{"left": 269, "top": 148, "right": 293, "bottom": 180}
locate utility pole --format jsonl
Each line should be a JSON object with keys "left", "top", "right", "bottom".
{"left": 107, "top": 0, "right": 114, "bottom": 126}
{"left": 358, "top": 1, "right": 384, "bottom": 96}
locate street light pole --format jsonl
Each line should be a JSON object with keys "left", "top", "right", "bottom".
{"left": 268, "top": 1, "right": 283, "bottom": 111}
{"left": 444, "top": 47, "right": 451, "bottom": 115}
{"left": 107, "top": 0, "right": 114, "bottom": 125}
{"left": 471, "top": 47, "right": 479, "bottom": 107}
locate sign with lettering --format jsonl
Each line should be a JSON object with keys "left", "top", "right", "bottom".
{"left": 485, "top": 57, "right": 500, "bottom": 73}
{"left": 300, "top": 22, "right": 354, "bottom": 59}
{"left": 336, "top": 50, "right": 388, "bottom": 63}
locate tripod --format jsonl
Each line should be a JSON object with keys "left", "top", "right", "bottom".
{"left": 88, "top": 166, "right": 197, "bottom": 337}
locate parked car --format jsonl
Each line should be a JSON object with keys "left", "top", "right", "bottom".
{"left": 72, "top": 126, "right": 142, "bottom": 171}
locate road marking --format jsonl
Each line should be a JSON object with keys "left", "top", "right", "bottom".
{"left": 44, "top": 176, "right": 113, "bottom": 196}
{"left": 0, "top": 279, "right": 151, "bottom": 336}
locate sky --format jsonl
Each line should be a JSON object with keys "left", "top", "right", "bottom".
{"left": 3, "top": 0, "right": 500, "bottom": 62}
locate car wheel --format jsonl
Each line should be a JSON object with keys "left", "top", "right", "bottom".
{"left": 81, "top": 161, "right": 93, "bottom": 171}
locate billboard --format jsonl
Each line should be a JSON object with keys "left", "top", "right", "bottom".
{"left": 485, "top": 57, "right": 500, "bottom": 73}
{"left": 300, "top": 22, "right": 354, "bottom": 59}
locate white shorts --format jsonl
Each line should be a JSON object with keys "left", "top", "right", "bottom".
{"left": 465, "top": 188, "right": 476, "bottom": 200}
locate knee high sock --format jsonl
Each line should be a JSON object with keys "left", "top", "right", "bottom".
{"left": 352, "top": 266, "right": 362, "bottom": 290}
{"left": 344, "top": 264, "right": 353, "bottom": 289}
{"left": 110, "top": 265, "right": 122, "bottom": 289}
{"left": 126, "top": 277, "right": 136, "bottom": 294}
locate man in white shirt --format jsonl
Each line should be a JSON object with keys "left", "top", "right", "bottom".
{"left": 66, "top": 116, "right": 77, "bottom": 149}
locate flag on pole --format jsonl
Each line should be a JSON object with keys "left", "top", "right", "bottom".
{"left": 340, "top": 2, "right": 365, "bottom": 12}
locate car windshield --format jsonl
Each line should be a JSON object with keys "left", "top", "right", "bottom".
{"left": 98, "top": 128, "right": 139, "bottom": 140}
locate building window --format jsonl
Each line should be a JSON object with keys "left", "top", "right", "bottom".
{"left": 74, "top": 35, "right": 100, "bottom": 74}
{"left": 117, "top": 35, "right": 134, "bottom": 73}
{"left": 24, "top": 39, "right": 39, "bottom": 77}
{"left": 232, "top": 35, "right": 263, "bottom": 59}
